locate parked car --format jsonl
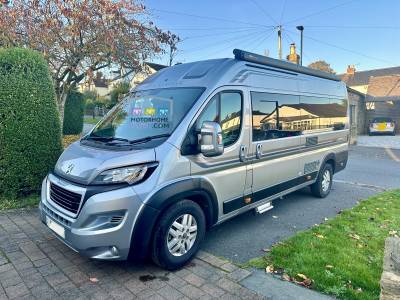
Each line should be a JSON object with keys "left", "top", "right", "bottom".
{"left": 39, "top": 49, "right": 349, "bottom": 270}
{"left": 368, "top": 117, "right": 396, "bottom": 135}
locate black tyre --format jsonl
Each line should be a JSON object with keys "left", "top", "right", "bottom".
{"left": 311, "top": 164, "right": 333, "bottom": 198}
{"left": 151, "top": 200, "right": 206, "bottom": 270}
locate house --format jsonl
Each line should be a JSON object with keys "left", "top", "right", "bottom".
{"left": 340, "top": 66, "right": 400, "bottom": 134}
{"left": 340, "top": 65, "right": 400, "bottom": 94}
{"left": 111, "top": 62, "right": 168, "bottom": 88}
{"left": 79, "top": 72, "right": 111, "bottom": 99}
{"left": 130, "top": 62, "right": 168, "bottom": 87}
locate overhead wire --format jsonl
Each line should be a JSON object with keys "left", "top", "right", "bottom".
{"left": 183, "top": 28, "right": 266, "bottom": 53}
{"left": 283, "top": 0, "right": 359, "bottom": 25}
{"left": 250, "top": 29, "right": 276, "bottom": 53}
{"left": 247, "top": 0, "right": 279, "bottom": 25}
{"left": 286, "top": 29, "right": 393, "bottom": 65}
{"left": 151, "top": 8, "right": 274, "bottom": 28}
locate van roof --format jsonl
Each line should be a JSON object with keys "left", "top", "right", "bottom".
{"left": 135, "top": 49, "right": 346, "bottom": 98}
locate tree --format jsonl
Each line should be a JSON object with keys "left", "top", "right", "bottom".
{"left": 166, "top": 33, "right": 181, "bottom": 66}
{"left": 308, "top": 60, "right": 336, "bottom": 74}
{"left": 110, "top": 82, "right": 130, "bottom": 108}
{"left": 0, "top": 0, "right": 176, "bottom": 128}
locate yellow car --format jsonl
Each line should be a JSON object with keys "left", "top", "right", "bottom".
{"left": 368, "top": 117, "right": 396, "bottom": 136}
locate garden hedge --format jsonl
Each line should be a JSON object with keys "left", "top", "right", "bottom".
{"left": 0, "top": 48, "right": 62, "bottom": 197}
{"left": 63, "top": 90, "right": 84, "bottom": 135}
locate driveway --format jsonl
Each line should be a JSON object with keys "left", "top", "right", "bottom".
{"left": 0, "top": 210, "right": 265, "bottom": 300}
{"left": 201, "top": 146, "right": 400, "bottom": 263}
{"left": 356, "top": 134, "right": 400, "bottom": 150}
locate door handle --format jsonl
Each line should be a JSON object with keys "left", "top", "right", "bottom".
{"left": 239, "top": 145, "right": 247, "bottom": 162}
{"left": 256, "top": 143, "right": 263, "bottom": 159}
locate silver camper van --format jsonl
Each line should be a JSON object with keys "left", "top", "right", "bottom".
{"left": 39, "top": 50, "right": 349, "bottom": 270}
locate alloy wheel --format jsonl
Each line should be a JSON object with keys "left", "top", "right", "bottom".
{"left": 167, "top": 214, "right": 198, "bottom": 257}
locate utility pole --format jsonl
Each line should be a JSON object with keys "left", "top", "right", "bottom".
{"left": 296, "top": 25, "right": 304, "bottom": 66}
{"left": 277, "top": 25, "right": 282, "bottom": 60}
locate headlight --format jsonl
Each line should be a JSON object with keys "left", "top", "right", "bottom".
{"left": 92, "top": 163, "right": 157, "bottom": 185}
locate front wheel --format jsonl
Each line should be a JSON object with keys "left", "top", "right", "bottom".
{"left": 311, "top": 164, "right": 333, "bottom": 198}
{"left": 151, "top": 200, "right": 206, "bottom": 270}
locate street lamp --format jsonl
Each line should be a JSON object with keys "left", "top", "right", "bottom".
{"left": 296, "top": 26, "right": 304, "bottom": 66}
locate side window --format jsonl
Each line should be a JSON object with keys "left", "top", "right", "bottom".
{"left": 196, "top": 91, "right": 242, "bottom": 147}
{"left": 297, "top": 96, "right": 348, "bottom": 132}
{"left": 195, "top": 94, "right": 218, "bottom": 131}
{"left": 220, "top": 92, "right": 242, "bottom": 147}
{"left": 251, "top": 92, "right": 300, "bottom": 141}
{"left": 329, "top": 98, "right": 348, "bottom": 130}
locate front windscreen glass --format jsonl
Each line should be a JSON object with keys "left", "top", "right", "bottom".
{"left": 87, "top": 87, "right": 204, "bottom": 143}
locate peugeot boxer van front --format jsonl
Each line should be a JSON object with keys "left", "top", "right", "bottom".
{"left": 39, "top": 49, "right": 349, "bottom": 270}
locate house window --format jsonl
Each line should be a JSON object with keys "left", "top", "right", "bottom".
{"left": 366, "top": 102, "right": 375, "bottom": 110}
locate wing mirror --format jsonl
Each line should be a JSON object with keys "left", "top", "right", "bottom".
{"left": 199, "top": 121, "right": 224, "bottom": 157}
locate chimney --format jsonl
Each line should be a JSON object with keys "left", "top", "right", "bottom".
{"left": 286, "top": 43, "right": 299, "bottom": 64}
{"left": 346, "top": 65, "right": 356, "bottom": 75}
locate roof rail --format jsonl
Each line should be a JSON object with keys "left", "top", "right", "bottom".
{"left": 233, "top": 49, "right": 340, "bottom": 82}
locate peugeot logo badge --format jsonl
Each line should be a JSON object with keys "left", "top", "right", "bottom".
{"left": 65, "top": 163, "right": 74, "bottom": 174}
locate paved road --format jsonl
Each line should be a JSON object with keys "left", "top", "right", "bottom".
{"left": 201, "top": 146, "right": 400, "bottom": 263}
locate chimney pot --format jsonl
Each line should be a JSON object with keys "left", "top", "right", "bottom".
{"left": 347, "top": 65, "right": 356, "bottom": 75}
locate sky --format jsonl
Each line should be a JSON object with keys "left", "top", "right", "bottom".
{"left": 145, "top": 0, "right": 400, "bottom": 73}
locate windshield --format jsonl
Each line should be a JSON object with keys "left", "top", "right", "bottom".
{"left": 88, "top": 87, "right": 204, "bottom": 142}
{"left": 373, "top": 117, "right": 393, "bottom": 123}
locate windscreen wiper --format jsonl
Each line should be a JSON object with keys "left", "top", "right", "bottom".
{"left": 128, "top": 134, "right": 171, "bottom": 145}
{"left": 83, "top": 136, "right": 130, "bottom": 143}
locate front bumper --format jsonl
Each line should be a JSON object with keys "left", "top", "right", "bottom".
{"left": 39, "top": 174, "right": 144, "bottom": 260}
{"left": 369, "top": 128, "right": 395, "bottom": 134}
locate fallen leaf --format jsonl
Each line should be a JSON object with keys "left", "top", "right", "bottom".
{"left": 89, "top": 277, "right": 99, "bottom": 283}
{"left": 314, "top": 233, "right": 325, "bottom": 239}
{"left": 297, "top": 273, "right": 308, "bottom": 280}
{"left": 357, "top": 243, "right": 364, "bottom": 248}
{"left": 349, "top": 233, "right": 360, "bottom": 240}
{"left": 325, "top": 265, "right": 334, "bottom": 269}
{"left": 282, "top": 273, "right": 291, "bottom": 281}
{"left": 266, "top": 265, "right": 274, "bottom": 273}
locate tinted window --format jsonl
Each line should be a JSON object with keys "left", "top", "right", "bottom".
{"left": 196, "top": 94, "right": 218, "bottom": 131}
{"left": 296, "top": 96, "right": 348, "bottom": 132}
{"left": 196, "top": 91, "right": 242, "bottom": 147}
{"left": 220, "top": 92, "right": 242, "bottom": 147}
{"left": 251, "top": 92, "right": 300, "bottom": 141}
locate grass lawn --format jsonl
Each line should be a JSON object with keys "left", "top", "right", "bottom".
{"left": 247, "top": 190, "right": 400, "bottom": 300}
{"left": 0, "top": 194, "right": 40, "bottom": 211}
{"left": 84, "top": 116, "right": 101, "bottom": 124}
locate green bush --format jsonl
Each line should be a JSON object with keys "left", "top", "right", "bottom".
{"left": 0, "top": 48, "right": 62, "bottom": 197}
{"left": 63, "top": 90, "right": 85, "bottom": 135}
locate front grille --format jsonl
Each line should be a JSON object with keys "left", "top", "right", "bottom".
{"left": 49, "top": 183, "right": 82, "bottom": 215}
{"left": 42, "top": 204, "right": 72, "bottom": 227}
{"left": 110, "top": 216, "right": 124, "bottom": 224}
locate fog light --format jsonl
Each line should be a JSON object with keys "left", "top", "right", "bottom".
{"left": 110, "top": 246, "right": 119, "bottom": 256}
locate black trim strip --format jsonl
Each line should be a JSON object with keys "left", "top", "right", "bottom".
{"left": 223, "top": 171, "right": 318, "bottom": 214}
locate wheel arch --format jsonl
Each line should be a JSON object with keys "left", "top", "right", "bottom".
{"left": 129, "top": 178, "right": 218, "bottom": 260}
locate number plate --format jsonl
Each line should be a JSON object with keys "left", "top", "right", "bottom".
{"left": 46, "top": 216, "right": 65, "bottom": 239}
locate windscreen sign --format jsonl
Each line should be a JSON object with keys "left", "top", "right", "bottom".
{"left": 129, "top": 96, "right": 173, "bottom": 129}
